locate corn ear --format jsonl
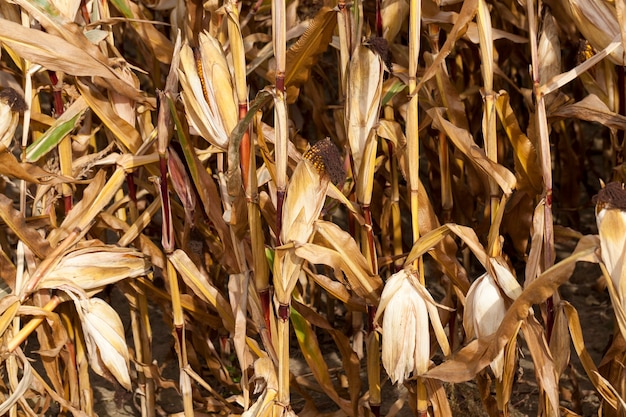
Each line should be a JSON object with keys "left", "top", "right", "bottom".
{"left": 178, "top": 33, "right": 237, "bottom": 148}
{"left": 595, "top": 182, "right": 626, "bottom": 340}
{"left": 595, "top": 182, "right": 626, "bottom": 291}
{"left": 0, "top": 88, "right": 22, "bottom": 149}
{"left": 375, "top": 268, "right": 450, "bottom": 382}
{"left": 346, "top": 44, "right": 383, "bottom": 178}
{"left": 34, "top": 244, "right": 151, "bottom": 294}
{"left": 74, "top": 297, "right": 132, "bottom": 390}
{"left": 562, "top": 0, "right": 625, "bottom": 65}
{"left": 274, "top": 158, "right": 328, "bottom": 304}
{"left": 464, "top": 271, "right": 508, "bottom": 379}
{"left": 381, "top": 0, "right": 409, "bottom": 42}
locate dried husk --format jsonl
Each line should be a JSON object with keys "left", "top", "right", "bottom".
{"left": 178, "top": 32, "right": 237, "bottom": 149}
{"left": 375, "top": 268, "right": 450, "bottom": 383}
{"left": 346, "top": 45, "right": 383, "bottom": 177}
{"left": 274, "top": 158, "right": 329, "bottom": 304}
{"left": 562, "top": 0, "right": 625, "bottom": 65}
{"left": 35, "top": 244, "right": 151, "bottom": 294}
{"left": 0, "top": 89, "right": 20, "bottom": 149}
{"left": 464, "top": 272, "right": 508, "bottom": 379}
{"left": 74, "top": 297, "right": 132, "bottom": 390}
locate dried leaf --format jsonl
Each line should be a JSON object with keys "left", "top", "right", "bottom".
{"left": 429, "top": 107, "right": 516, "bottom": 196}
{"left": 297, "top": 220, "right": 383, "bottom": 304}
{"left": 0, "top": 193, "right": 51, "bottom": 260}
{"left": 291, "top": 305, "right": 353, "bottom": 414}
{"left": 426, "top": 236, "right": 598, "bottom": 382}
{"left": 168, "top": 249, "right": 236, "bottom": 332}
{"left": 0, "top": 352, "right": 33, "bottom": 414}
{"left": 521, "top": 317, "right": 560, "bottom": 416}
{"left": 283, "top": 7, "right": 337, "bottom": 103}
{"left": 550, "top": 94, "right": 626, "bottom": 131}
{"left": 0, "top": 18, "right": 118, "bottom": 78}
{"left": 416, "top": 0, "right": 478, "bottom": 91}
{"left": 495, "top": 92, "right": 543, "bottom": 194}
{"left": 76, "top": 79, "right": 142, "bottom": 153}
{"left": 49, "top": 167, "right": 126, "bottom": 245}
{"left": 0, "top": 146, "right": 52, "bottom": 184}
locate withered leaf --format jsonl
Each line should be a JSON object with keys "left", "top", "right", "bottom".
{"left": 0, "top": 148, "right": 51, "bottom": 184}
{"left": 426, "top": 235, "right": 598, "bottom": 382}
{"left": 270, "top": 7, "right": 337, "bottom": 103}
{"left": 0, "top": 193, "right": 51, "bottom": 260}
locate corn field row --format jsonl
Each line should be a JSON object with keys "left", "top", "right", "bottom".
{"left": 0, "top": 0, "right": 625, "bottom": 415}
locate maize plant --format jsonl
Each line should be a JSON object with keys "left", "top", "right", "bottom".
{"left": 0, "top": 0, "right": 626, "bottom": 415}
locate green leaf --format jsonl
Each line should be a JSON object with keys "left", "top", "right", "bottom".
{"left": 381, "top": 79, "right": 407, "bottom": 106}
{"left": 26, "top": 97, "right": 88, "bottom": 162}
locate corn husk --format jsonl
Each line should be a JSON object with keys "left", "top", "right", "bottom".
{"left": 274, "top": 138, "right": 344, "bottom": 305}
{"left": 562, "top": 0, "right": 625, "bottom": 65}
{"left": 0, "top": 88, "right": 22, "bottom": 149}
{"left": 464, "top": 271, "right": 508, "bottom": 380}
{"left": 346, "top": 45, "right": 383, "bottom": 178}
{"left": 74, "top": 297, "right": 132, "bottom": 390}
{"left": 595, "top": 182, "right": 626, "bottom": 341}
{"left": 178, "top": 32, "right": 238, "bottom": 149}
{"left": 34, "top": 244, "right": 151, "bottom": 295}
{"left": 274, "top": 157, "right": 329, "bottom": 304}
{"left": 375, "top": 268, "right": 450, "bottom": 383}
{"left": 595, "top": 182, "right": 626, "bottom": 291}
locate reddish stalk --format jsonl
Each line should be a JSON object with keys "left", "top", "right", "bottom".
{"left": 239, "top": 104, "right": 251, "bottom": 192}
{"left": 618, "top": 66, "right": 625, "bottom": 164}
{"left": 127, "top": 173, "right": 137, "bottom": 204}
{"left": 259, "top": 289, "right": 272, "bottom": 338}
{"left": 375, "top": 0, "right": 383, "bottom": 38}
{"left": 48, "top": 72, "right": 64, "bottom": 119}
{"left": 79, "top": 0, "right": 91, "bottom": 24}
{"left": 49, "top": 71, "right": 73, "bottom": 212}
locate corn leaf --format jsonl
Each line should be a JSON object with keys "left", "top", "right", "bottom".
{"left": 26, "top": 97, "right": 88, "bottom": 162}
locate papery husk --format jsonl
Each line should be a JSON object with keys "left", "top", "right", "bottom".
{"left": 382, "top": 0, "right": 410, "bottom": 42}
{"left": 375, "top": 269, "right": 450, "bottom": 383}
{"left": 378, "top": 269, "right": 431, "bottom": 382}
{"left": 596, "top": 206, "right": 626, "bottom": 291}
{"left": 35, "top": 244, "right": 151, "bottom": 294}
{"left": 274, "top": 158, "right": 329, "bottom": 304}
{"left": 427, "top": 235, "right": 599, "bottom": 383}
{"left": 464, "top": 272, "right": 508, "bottom": 380}
{"left": 538, "top": 9, "right": 561, "bottom": 88}
{"left": 0, "top": 89, "right": 20, "bottom": 149}
{"left": 178, "top": 32, "right": 238, "bottom": 148}
{"left": 280, "top": 160, "right": 328, "bottom": 245}
{"left": 562, "top": 0, "right": 625, "bottom": 65}
{"left": 74, "top": 297, "right": 132, "bottom": 390}
{"left": 346, "top": 45, "right": 383, "bottom": 176}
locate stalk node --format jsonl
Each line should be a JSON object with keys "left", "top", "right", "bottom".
{"left": 278, "top": 303, "right": 290, "bottom": 321}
